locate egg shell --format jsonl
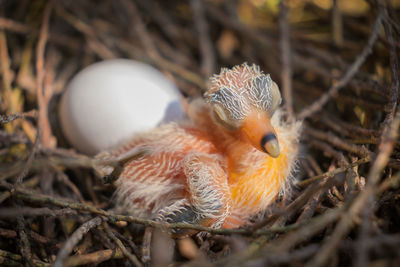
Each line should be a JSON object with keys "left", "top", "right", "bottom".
{"left": 59, "top": 59, "right": 184, "bottom": 155}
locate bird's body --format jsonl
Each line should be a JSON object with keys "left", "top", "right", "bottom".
{"left": 98, "top": 64, "right": 301, "bottom": 230}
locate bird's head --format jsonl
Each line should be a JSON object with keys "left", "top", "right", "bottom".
{"left": 205, "top": 63, "right": 282, "bottom": 157}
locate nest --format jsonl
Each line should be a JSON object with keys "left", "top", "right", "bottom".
{"left": 0, "top": 0, "right": 399, "bottom": 266}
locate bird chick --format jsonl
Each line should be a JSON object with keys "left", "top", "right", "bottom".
{"left": 97, "top": 63, "right": 301, "bottom": 232}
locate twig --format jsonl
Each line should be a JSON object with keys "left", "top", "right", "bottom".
{"left": 279, "top": 0, "right": 294, "bottom": 117}
{"left": 31, "top": 2, "right": 55, "bottom": 207}
{"left": 275, "top": 206, "right": 344, "bottom": 252}
{"left": 0, "top": 30, "right": 16, "bottom": 119}
{"left": 251, "top": 181, "right": 326, "bottom": 231}
{"left": 0, "top": 227, "right": 17, "bottom": 238}
{"left": 54, "top": 3, "right": 116, "bottom": 59}
{"left": 297, "top": 10, "right": 383, "bottom": 119}
{"left": 63, "top": 248, "right": 124, "bottom": 266}
{"left": 91, "top": 228, "right": 114, "bottom": 252}
{"left": 36, "top": 2, "right": 54, "bottom": 150}
{"left": 351, "top": 8, "right": 400, "bottom": 265}
{"left": 53, "top": 217, "right": 103, "bottom": 267}
{"left": 0, "top": 207, "right": 75, "bottom": 218}
{"left": 0, "top": 249, "right": 50, "bottom": 267}
{"left": 0, "top": 227, "right": 61, "bottom": 249}
{"left": 0, "top": 17, "right": 35, "bottom": 34}
{"left": 297, "top": 176, "right": 330, "bottom": 222}
{"left": 55, "top": 171, "right": 85, "bottom": 202}
{"left": 332, "top": 0, "right": 343, "bottom": 47}
{"left": 190, "top": 0, "right": 216, "bottom": 77}
{"left": 17, "top": 216, "right": 33, "bottom": 266}
{"left": 29, "top": 230, "right": 62, "bottom": 249}
{"left": 295, "top": 80, "right": 387, "bottom": 111}
{"left": 0, "top": 16, "right": 81, "bottom": 52}
{"left": 318, "top": 112, "right": 380, "bottom": 137}
{"left": 297, "top": 43, "right": 389, "bottom": 96}
{"left": 0, "top": 249, "right": 22, "bottom": 262}
{"left": 378, "top": 171, "right": 400, "bottom": 193}
{"left": 7, "top": 185, "right": 299, "bottom": 236}
{"left": 307, "top": 138, "right": 347, "bottom": 162}
{"left": 111, "top": 230, "right": 142, "bottom": 261}
{"left": 0, "top": 2, "right": 399, "bottom": 266}
{"left": 205, "top": 3, "right": 274, "bottom": 49}
{"left": 103, "top": 222, "right": 143, "bottom": 267}
{"left": 0, "top": 110, "right": 37, "bottom": 125}
{"left": 0, "top": 176, "right": 39, "bottom": 204}
{"left": 264, "top": 244, "right": 319, "bottom": 265}
{"left": 0, "top": 255, "right": 23, "bottom": 266}
{"left": 14, "top": 134, "right": 39, "bottom": 185}
{"left": 354, "top": 197, "right": 372, "bottom": 267}
{"left": 306, "top": 102, "right": 400, "bottom": 267}
{"left": 135, "top": 1, "right": 194, "bottom": 56}
{"left": 305, "top": 126, "right": 370, "bottom": 157}
{"left": 298, "top": 157, "right": 370, "bottom": 187}
{"left": 120, "top": 0, "right": 206, "bottom": 89}
{"left": 142, "top": 227, "right": 152, "bottom": 265}
{"left": 380, "top": 1, "right": 399, "bottom": 132}
{"left": 306, "top": 155, "right": 323, "bottom": 175}
{"left": 0, "top": 130, "right": 30, "bottom": 145}
{"left": 218, "top": 207, "right": 343, "bottom": 266}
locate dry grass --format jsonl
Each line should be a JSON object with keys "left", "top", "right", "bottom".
{"left": 0, "top": 0, "right": 399, "bottom": 266}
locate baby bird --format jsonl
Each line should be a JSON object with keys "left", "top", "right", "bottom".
{"left": 98, "top": 63, "right": 301, "bottom": 230}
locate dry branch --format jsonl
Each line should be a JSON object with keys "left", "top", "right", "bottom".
{"left": 279, "top": 0, "right": 294, "bottom": 117}
{"left": 0, "top": 1, "right": 399, "bottom": 266}
{"left": 53, "top": 217, "right": 103, "bottom": 267}
{"left": 297, "top": 10, "right": 383, "bottom": 120}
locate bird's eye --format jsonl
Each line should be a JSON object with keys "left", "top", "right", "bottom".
{"left": 269, "top": 81, "right": 282, "bottom": 114}
{"left": 213, "top": 103, "right": 228, "bottom": 122}
{"left": 212, "top": 103, "right": 240, "bottom": 130}
{"left": 250, "top": 75, "right": 282, "bottom": 115}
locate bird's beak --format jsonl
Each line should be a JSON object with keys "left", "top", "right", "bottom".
{"left": 239, "top": 110, "right": 280, "bottom": 158}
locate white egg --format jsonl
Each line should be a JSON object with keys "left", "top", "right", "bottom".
{"left": 59, "top": 59, "right": 184, "bottom": 155}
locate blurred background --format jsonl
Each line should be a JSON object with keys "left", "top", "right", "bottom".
{"left": 0, "top": 0, "right": 400, "bottom": 266}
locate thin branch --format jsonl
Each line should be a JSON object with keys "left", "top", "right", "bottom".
{"left": 0, "top": 110, "right": 37, "bottom": 125}
{"left": 8, "top": 186, "right": 299, "bottom": 236}
{"left": 14, "top": 134, "right": 39, "bottom": 185}
{"left": 36, "top": 2, "right": 55, "bottom": 150}
{"left": 120, "top": 0, "right": 206, "bottom": 89}
{"left": 305, "top": 126, "right": 370, "bottom": 157}
{"left": 297, "top": 10, "right": 383, "bottom": 119}
{"left": 54, "top": 3, "right": 116, "bottom": 59}
{"left": 190, "top": 0, "right": 216, "bottom": 77}
{"left": 0, "top": 176, "right": 38, "bottom": 204}
{"left": 16, "top": 216, "right": 33, "bottom": 266}
{"left": 103, "top": 222, "right": 143, "bottom": 267}
{"left": 0, "top": 249, "right": 50, "bottom": 267}
{"left": 53, "top": 217, "right": 103, "bottom": 267}
{"left": 0, "top": 207, "right": 76, "bottom": 218}
{"left": 332, "top": 0, "right": 344, "bottom": 47}
{"left": 298, "top": 157, "right": 371, "bottom": 187}
{"left": 279, "top": 0, "right": 294, "bottom": 117}
{"left": 306, "top": 103, "right": 400, "bottom": 267}
{"left": 0, "top": 30, "right": 15, "bottom": 116}
{"left": 63, "top": 248, "right": 124, "bottom": 266}
{"left": 0, "top": 17, "right": 35, "bottom": 34}
{"left": 380, "top": 1, "right": 399, "bottom": 130}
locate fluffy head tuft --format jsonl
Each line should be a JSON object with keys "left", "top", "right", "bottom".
{"left": 204, "top": 63, "right": 281, "bottom": 125}
{"left": 207, "top": 63, "right": 264, "bottom": 95}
